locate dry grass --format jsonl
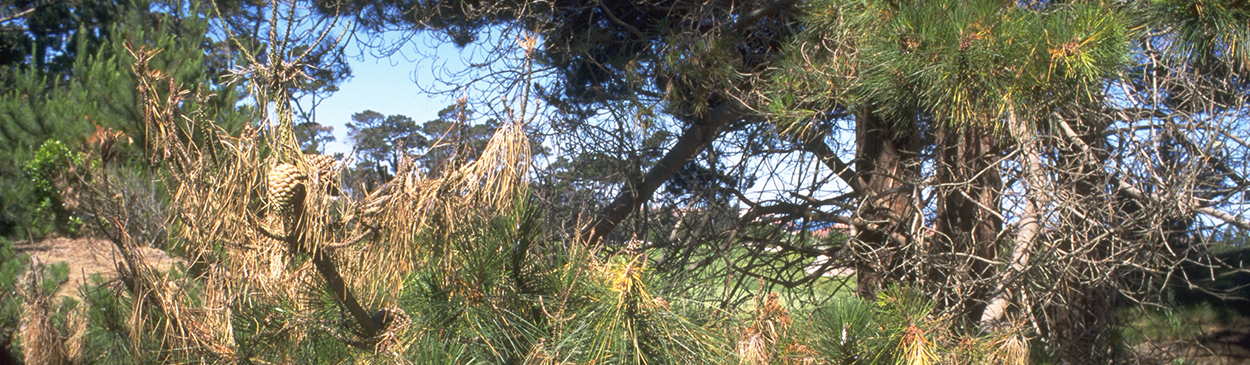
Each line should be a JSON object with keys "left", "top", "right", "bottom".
{"left": 113, "top": 0, "right": 541, "bottom": 355}
{"left": 18, "top": 259, "right": 71, "bottom": 365}
{"left": 355, "top": 116, "right": 532, "bottom": 302}
{"left": 13, "top": 236, "right": 180, "bottom": 301}
{"left": 738, "top": 293, "right": 793, "bottom": 365}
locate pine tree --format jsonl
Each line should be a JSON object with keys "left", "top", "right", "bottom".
{"left": 0, "top": 0, "right": 251, "bottom": 237}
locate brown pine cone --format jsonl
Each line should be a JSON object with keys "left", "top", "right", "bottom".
{"left": 268, "top": 163, "right": 307, "bottom": 212}
{"left": 305, "top": 154, "right": 336, "bottom": 175}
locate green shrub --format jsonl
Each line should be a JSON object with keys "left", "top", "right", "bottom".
{"left": 775, "top": 285, "right": 1032, "bottom": 365}
{"left": 0, "top": 237, "right": 28, "bottom": 360}
{"left": 21, "top": 140, "right": 87, "bottom": 236}
{"left": 78, "top": 274, "right": 140, "bottom": 363}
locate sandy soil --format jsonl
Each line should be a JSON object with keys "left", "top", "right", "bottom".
{"left": 13, "top": 235, "right": 182, "bottom": 299}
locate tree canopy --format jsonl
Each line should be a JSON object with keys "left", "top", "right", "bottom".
{"left": 2, "top": 0, "right": 1249, "bottom": 362}
{"left": 330, "top": 0, "right": 1250, "bottom": 359}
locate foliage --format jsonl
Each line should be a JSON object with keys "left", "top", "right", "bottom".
{"left": 23, "top": 141, "right": 82, "bottom": 200}
{"left": 345, "top": 109, "right": 424, "bottom": 189}
{"left": 77, "top": 274, "right": 142, "bottom": 363}
{"left": 0, "top": 153, "right": 38, "bottom": 237}
{"left": 103, "top": 3, "right": 743, "bottom": 358}
{"left": 0, "top": 0, "right": 252, "bottom": 239}
{"left": 3, "top": 0, "right": 1249, "bottom": 362}
{"left": 754, "top": 0, "right": 1248, "bottom": 360}
{"left": 13, "top": 255, "right": 77, "bottom": 365}
{"left": 295, "top": 120, "right": 336, "bottom": 154}
{"left": 412, "top": 105, "right": 504, "bottom": 176}
{"left": 770, "top": 285, "right": 1031, "bottom": 365}
{"left": 344, "top": 105, "right": 519, "bottom": 193}
{"left": 390, "top": 197, "right": 728, "bottom": 363}
{"left": 769, "top": 0, "right": 1129, "bottom": 134}
{"left": 0, "top": 0, "right": 249, "bottom": 152}
{"left": 0, "top": 237, "right": 27, "bottom": 361}
{"left": 22, "top": 139, "right": 87, "bottom": 236}
{"left": 0, "top": 0, "right": 134, "bottom": 76}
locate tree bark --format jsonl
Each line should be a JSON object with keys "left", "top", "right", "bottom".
{"left": 980, "top": 106, "right": 1046, "bottom": 331}
{"left": 579, "top": 103, "right": 744, "bottom": 246}
{"left": 851, "top": 109, "right": 921, "bottom": 299}
{"left": 933, "top": 122, "right": 1002, "bottom": 317}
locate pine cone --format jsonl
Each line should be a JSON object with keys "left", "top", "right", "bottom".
{"left": 268, "top": 163, "right": 307, "bottom": 212}
{"left": 305, "top": 154, "right": 336, "bottom": 175}
{"left": 304, "top": 154, "right": 341, "bottom": 196}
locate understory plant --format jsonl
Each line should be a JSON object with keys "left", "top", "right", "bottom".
{"left": 766, "top": 285, "right": 1031, "bottom": 365}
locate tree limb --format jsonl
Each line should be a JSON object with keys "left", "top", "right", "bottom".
{"left": 0, "top": 7, "right": 36, "bottom": 24}
{"left": 579, "top": 102, "right": 744, "bottom": 245}
{"left": 287, "top": 190, "right": 382, "bottom": 340}
{"left": 0, "top": 0, "right": 68, "bottom": 25}
{"left": 981, "top": 106, "right": 1047, "bottom": 331}
{"left": 734, "top": 0, "right": 799, "bottom": 32}
{"left": 799, "top": 135, "right": 864, "bottom": 194}
{"left": 596, "top": 0, "right": 644, "bottom": 40}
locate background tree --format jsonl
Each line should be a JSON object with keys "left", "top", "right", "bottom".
{"left": 764, "top": 0, "right": 1250, "bottom": 359}
{"left": 344, "top": 105, "right": 544, "bottom": 191}
{"left": 344, "top": 109, "right": 422, "bottom": 190}
{"left": 1, "top": 0, "right": 1246, "bottom": 361}
{"left": 294, "top": 120, "right": 335, "bottom": 154}
{"left": 413, "top": 104, "right": 498, "bottom": 176}
{"left": 322, "top": 0, "right": 797, "bottom": 248}
{"left": 0, "top": 0, "right": 252, "bottom": 237}
{"left": 0, "top": 0, "right": 129, "bottom": 76}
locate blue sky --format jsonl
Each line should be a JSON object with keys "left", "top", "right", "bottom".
{"left": 306, "top": 32, "right": 854, "bottom": 204}
{"left": 311, "top": 35, "right": 467, "bottom": 156}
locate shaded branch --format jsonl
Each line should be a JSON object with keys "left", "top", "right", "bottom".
{"left": 798, "top": 135, "right": 864, "bottom": 194}
{"left": 287, "top": 191, "right": 382, "bottom": 340}
{"left": 579, "top": 102, "right": 745, "bottom": 245}
{"left": 734, "top": 0, "right": 799, "bottom": 32}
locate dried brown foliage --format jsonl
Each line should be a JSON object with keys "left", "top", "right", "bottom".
{"left": 18, "top": 260, "right": 71, "bottom": 365}
{"left": 115, "top": 4, "right": 538, "bottom": 356}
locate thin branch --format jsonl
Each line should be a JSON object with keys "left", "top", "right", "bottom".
{"left": 0, "top": 7, "right": 37, "bottom": 24}
{"left": 734, "top": 0, "right": 799, "bottom": 32}
{"left": 1059, "top": 118, "right": 1250, "bottom": 230}
{"left": 596, "top": 1, "right": 644, "bottom": 40}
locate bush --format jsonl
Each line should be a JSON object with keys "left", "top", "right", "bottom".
{"left": 1, "top": 152, "right": 43, "bottom": 239}
{"left": 772, "top": 285, "right": 1031, "bottom": 365}
{"left": 21, "top": 140, "right": 87, "bottom": 237}
{"left": 0, "top": 237, "right": 27, "bottom": 361}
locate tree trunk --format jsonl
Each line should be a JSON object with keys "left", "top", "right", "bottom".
{"left": 851, "top": 109, "right": 920, "bottom": 299}
{"left": 933, "top": 123, "right": 1002, "bottom": 318}
{"left": 981, "top": 106, "right": 1046, "bottom": 331}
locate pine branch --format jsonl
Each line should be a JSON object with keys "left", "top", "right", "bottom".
{"left": 579, "top": 102, "right": 744, "bottom": 246}
{"left": 286, "top": 189, "right": 382, "bottom": 339}
{"left": 0, "top": 0, "right": 69, "bottom": 25}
